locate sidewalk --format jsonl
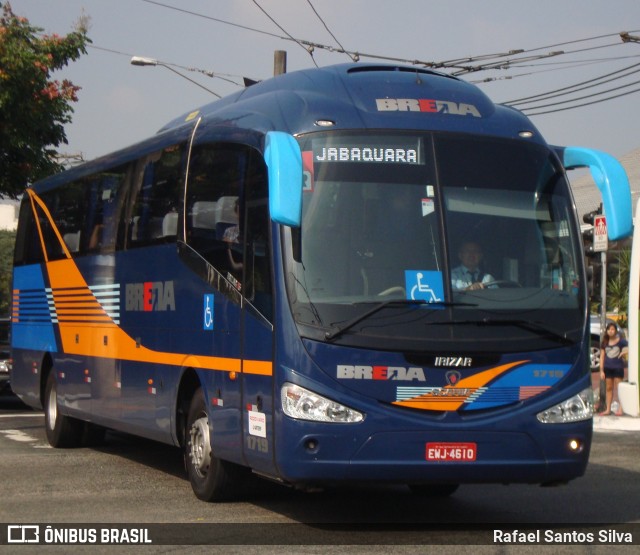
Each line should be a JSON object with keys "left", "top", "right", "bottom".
{"left": 590, "top": 370, "right": 640, "bottom": 431}
{"left": 593, "top": 412, "right": 640, "bottom": 432}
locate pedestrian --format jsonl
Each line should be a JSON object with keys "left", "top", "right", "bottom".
{"left": 599, "top": 322, "right": 628, "bottom": 416}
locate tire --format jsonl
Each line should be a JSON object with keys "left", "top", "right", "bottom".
{"left": 408, "top": 483, "right": 460, "bottom": 497}
{"left": 44, "top": 371, "right": 83, "bottom": 448}
{"left": 184, "top": 388, "right": 242, "bottom": 501}
{"left": 81, "top": 422, "right": 107, "bottom": 446}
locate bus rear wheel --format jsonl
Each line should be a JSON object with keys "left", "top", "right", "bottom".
{"left": 185, "top": 388, "right": 240, "bottom": 501}
{"left": 44, "top": 371, "right": 83, "bottom": 448}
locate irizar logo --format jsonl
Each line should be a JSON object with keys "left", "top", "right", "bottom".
{"left": 376, "top": 98, "right": 481, "bottom": 118}
{"left": 337, "top": 365, "right": 426, "bottom": 382}
{"left": 434, "top": 356, "right": 473, "bottom": 367}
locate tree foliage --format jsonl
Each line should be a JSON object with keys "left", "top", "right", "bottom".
{"left": 0, "top": 229, "right": 15, "bottom": 315}
{"left": 0, "top": 2, "right": 90, "bottom": 198}
{"left": 607, "top": 247, "right": 631, "bottom": 327}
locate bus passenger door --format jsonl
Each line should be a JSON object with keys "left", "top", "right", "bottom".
{"left": 241, "top": 188, "right": 277, "bottom": 475}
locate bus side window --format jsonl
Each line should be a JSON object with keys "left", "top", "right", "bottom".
{"left": 83, "top": 167, "right": 128, "bottom": 253}
{"left": 39, "top": 184, "right": 85, "bottom": 261}
{"left": 244, "top": 153, "right": 272, "bottom": 321}
{"left": 128, "top": 144, "right": 184, "bottom": 248}
{"left": 185, "top": 144, "right": 247, "bottom": 290}
{"left": 14, "top": 198, "right": 44, "bottom": 266}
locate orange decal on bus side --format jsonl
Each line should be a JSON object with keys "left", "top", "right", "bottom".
{"left": 26, "top": 190, "right": 271, "bottom": 377}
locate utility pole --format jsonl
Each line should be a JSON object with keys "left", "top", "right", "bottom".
{"left": 593, "top": 211, "right": 609, "bottom": 342}
{"left": 274, "top": 50, "right": 287, "bottom": 76}
{"left": 600, "top": 249, "right": 607, "bottom": 336}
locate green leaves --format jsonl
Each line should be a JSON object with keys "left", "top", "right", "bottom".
{"left": 0, "top": 2, "right": 90, "bottom": 198}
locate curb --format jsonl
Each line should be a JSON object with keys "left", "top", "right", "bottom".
{"left": 593, "top": 414, "right": 640, "bottom": 432}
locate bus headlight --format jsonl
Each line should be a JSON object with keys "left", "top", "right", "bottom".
{"left": 536, "top": 387, "right": 594, "bottom": 424}
{"left": 281, "top": 383, "right": 364, "bottom": 423}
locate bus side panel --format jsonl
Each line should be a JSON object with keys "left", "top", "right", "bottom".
{"left": 110, "top": 246, "right": 246, "bottom": 448}
{"left": 12, "top": 265, "right": 57, "bottom": 353}
{"left": 192, "top": 291, "right": 243, "bottom": 465}
{"left": 11, "top": 264, "right": 58, "bottom": 408}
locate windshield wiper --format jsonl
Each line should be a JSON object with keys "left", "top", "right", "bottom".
{"left": 431, "top": 318, "right": 573, "bottom": 345}
{"left": 325, "top": 300, "right": 473, "bottom": 341}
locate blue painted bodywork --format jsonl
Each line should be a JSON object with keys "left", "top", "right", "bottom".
{"left": 12, "top": 63, "right": 632, "bottom": 490}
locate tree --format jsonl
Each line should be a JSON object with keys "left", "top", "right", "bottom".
{"left": 0, "top": 229, "right": 14, "bottom": 315}
{"left": 0, "top": 2, "right": 90, "bottom": 198}
{"left": 607, "top": 247, "right": 631, "bottom": 328}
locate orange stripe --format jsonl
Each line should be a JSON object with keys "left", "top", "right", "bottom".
{"left": 28, "top": 191, "right": 49, "bottom": 263}
{"left": 57, "top": 324, "right": 270, "bottom": 374}
{"left": 243, "top": 359, "right": 273, "bottom": 376}
{"left": 393, "top": 361, "right": 527, "bottom": 411}
{"left": 56, "top": 310, "right": 109, "bottom": 315}
{"left": 54, "top": 298, "right": 102, "bottom": 302}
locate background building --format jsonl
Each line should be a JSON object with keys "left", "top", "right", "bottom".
{"left": 0, "top": 199, "right": 19, "bottom": 231}
{"left": 571, "top": 148, "right": 640, "bottom": 220}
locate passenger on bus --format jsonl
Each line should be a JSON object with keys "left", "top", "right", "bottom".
{"left": 223, "top": 198, "right": 243, "bottom": 272}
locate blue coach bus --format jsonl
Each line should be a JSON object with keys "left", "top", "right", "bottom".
{"left": 11, "top": 63, "right": 632, "bottom": 500}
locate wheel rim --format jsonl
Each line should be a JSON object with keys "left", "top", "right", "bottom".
{"left": 590, "top": 346, "right": 600, "bottom": 370}
{"left": 188, "top": 415, "right": 211, "bottom": 479}
{"left": 47, "top": 381, "right": 57, "bottom": 431}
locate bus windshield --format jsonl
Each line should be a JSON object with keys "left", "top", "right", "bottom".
{"left": 284, "top": 132, "right": 585, "bottom": 352}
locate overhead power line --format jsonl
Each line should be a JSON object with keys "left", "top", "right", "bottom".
{"left": 87, "top": 44, "right": 250, "bottom": 88}
{"left": 523, "top": 85, "right": 640, "bottom": 116}
{"left": 137, "top": 1, "right": 640, "bottom": 79}
{"left": 305, "top": 0, "right": 354, "bottom": 61}
{"left": 251, "top": 0, "right": 318, "bottom": 67}
{"left": 139, "top": 0, "right": 282, "bottom": 39}
{"left": 518, "top": 75, "right": 640, "bottom": 111}
{"left": 128, "top": 1, "right": 640, "bottom": 114}
{"left": 505, "top": 61, "right": 640, "bottom": 105}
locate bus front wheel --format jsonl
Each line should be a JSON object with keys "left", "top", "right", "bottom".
{"left": 44, "top": 371, "right": 83, "bottom": 448}
{"left": 185, "top": 388, "right": 239, "bottom": 501}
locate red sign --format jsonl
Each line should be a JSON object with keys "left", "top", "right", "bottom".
{"left": 594, "top": 214, "right": 608, "bottom": 252}
{"left": 426, "top": 442, "right": 477, "bottom": 462}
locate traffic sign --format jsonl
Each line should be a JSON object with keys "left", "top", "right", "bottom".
{"left": 593, "top": 214, "right": 608, "bottom": 252}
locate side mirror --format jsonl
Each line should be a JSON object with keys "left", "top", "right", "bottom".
{"left": 265, "top": 131, "right": 303, "bottom": 227}
{"left": 562, "top": 146, "right": 632, "bottom": 240}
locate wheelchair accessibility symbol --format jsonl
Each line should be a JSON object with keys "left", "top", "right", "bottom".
{"left": 405, "top": 270, "right": 444, "bottom": 303}
{"left": 203, "top": 294, "right": 214, "bottom": 330}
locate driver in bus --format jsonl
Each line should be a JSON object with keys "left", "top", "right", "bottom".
{"left": 451, "top": 241, "right": 495, "bottom": 291}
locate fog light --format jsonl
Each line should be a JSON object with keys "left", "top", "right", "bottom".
{"left": 568, "top": 438, "right": 583, "bottom": 453}
{"left": 304, "top": 438, "right": 319, "bottom": 453}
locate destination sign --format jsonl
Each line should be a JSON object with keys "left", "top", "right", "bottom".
{"left": 313, "top": 141, "right": 422, "bottom": 165}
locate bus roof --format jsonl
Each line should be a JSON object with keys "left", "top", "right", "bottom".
{"left": 29, "top": 63, "right": 545, "bottom": 195}
{"left": 160, "top": 63, "right": 541, "bottom": 142}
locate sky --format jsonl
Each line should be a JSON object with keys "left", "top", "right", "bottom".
{"left": 7, "top": 0, "right": 640, "bottom": 163}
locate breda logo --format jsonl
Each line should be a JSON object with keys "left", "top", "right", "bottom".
{"left": 125, "top": 281, "right": 175, "bottom": 312}
{"left": 376, "top": 98, "right": 481, "bottom": 117}
{"left": 337, "top": 365, "right": 426, "bottom": 382}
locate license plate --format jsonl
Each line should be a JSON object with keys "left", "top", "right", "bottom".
{"left": 426, "top": 442, "right": 477, "bottom": 462}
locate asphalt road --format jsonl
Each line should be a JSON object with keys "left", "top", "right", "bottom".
{"left": 0, "top": 394, "right": 639, "bottom": 554}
